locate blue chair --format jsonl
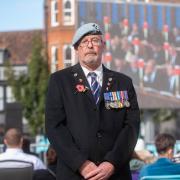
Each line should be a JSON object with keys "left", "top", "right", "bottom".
{"left": 141, "top": 175, "right": 180, "bottom": 180}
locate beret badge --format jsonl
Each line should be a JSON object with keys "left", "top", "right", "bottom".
{"left": 92, "top": 24, "right": 100, "bottom": 32}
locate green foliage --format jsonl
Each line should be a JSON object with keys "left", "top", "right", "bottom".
{"left": 140, "top": 109, "right": 178, "bottom": 123}
{"left": 152, "top": 109, "right": 178, "bottom": 122}
{"left": 5, "top": 34, "right": 49, "bottom": 134}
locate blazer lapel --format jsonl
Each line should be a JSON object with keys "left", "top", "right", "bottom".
{"left": 97, "top": 65, "right": 115, "bottom": 106}
{"left": 71, "top": 63, "right": 96, "bottom": 106}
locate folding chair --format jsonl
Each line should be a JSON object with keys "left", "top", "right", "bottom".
{"left": 0, "top": 159, "right": 33, "bottom": 180}
{"left": 141, "top": 175, "right": 180, "bottom": 180}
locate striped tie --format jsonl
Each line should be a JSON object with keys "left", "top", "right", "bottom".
{"left": 88, "top": 72, "right": 101, "bottom": 104}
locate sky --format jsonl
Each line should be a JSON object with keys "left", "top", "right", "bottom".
{"left": 0, "top": 0, "right": 44, "bottom": 32}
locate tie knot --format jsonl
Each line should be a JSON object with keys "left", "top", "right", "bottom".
{"left": 88, "top": 72, "right": 97, "bottom": 78}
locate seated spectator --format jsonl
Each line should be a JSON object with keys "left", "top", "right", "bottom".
{"left": 0, "top": 128, "right": 46, "bottom": 170}
{"left": 133, "top": 150, "right": 156, "bottom": 164}
{"left": 130, "top": 158, "right": 145, "bottom": 180}
{"left": 133, "top": 135, "right": 156, "bottom": 164}
{"left": 134, "top": 136, "right": 145, "bottom": 151}
{"left": 139, "top": 133, "right": 180, "bottom": 179}
{"left": 46, "top": 145, "right": 57, "bottom": 175}
{"left": 33, "top": 146, "right": 57, "bottom": 180}
{"left": 22, "top": 136, "right": 38, "bottom": 157}
{"left": 130, "top": 142, "right": 156, "bottom": 180}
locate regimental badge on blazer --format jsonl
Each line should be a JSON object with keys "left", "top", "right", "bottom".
{"left": 104, "top": 91, "right": 130, "bottom": 109}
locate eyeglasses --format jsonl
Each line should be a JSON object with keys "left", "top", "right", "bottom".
{"left": 79, "top": 38, "right": 102, "bottom": 47}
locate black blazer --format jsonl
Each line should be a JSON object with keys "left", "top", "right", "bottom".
{"left": 45, "top": 63, "right": 140, "bottom": 180}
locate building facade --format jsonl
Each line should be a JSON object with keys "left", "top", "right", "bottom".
{"left": 45, "top": 0, "right": 76, "bottom": 73}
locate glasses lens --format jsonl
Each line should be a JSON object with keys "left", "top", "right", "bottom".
{"left": 92, "top": 39, "right": 101, "bottom": 46}
{"left": 80, "top": 38, "right": 102, "bottom": 47}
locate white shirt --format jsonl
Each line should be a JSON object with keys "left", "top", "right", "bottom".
{"left": 0, "top": 148, "right": 46, "bottom": 170}
{"left": 81, "top": 64, "right": 103, "bottom": 87}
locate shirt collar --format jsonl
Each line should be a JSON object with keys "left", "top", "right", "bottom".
{"left": 6, "top": 148, "right": 23, "bottom": 153}
{"left": 81, "top": 64, "right": 103, "bottom": 78}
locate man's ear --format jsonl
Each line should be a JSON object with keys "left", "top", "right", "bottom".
{"left": 167, "top": 148, "right": 173, "bottom": 158}
{"left": 75, "top": 48, "right": 79, "bottom": 56}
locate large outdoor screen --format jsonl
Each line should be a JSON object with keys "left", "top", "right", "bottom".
{"left": 77, "top": 0, "right": 180, "bottom": 108}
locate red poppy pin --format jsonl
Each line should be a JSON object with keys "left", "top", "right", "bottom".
{"left": 75, "top": 84, "right": 88, "bottom": 93}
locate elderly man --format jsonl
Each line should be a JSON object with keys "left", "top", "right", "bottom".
{"left": 45, "top": 23, "right": 140, "bottom": 180}
{"left": 0, "top": 128, "right": 46, "bottom": 170}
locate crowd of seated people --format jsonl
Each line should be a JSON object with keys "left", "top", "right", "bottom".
{"left": 103, "top": 20, "right": 180, "bottom": 96}
{"left": 1, "top": 128, "right": 180, "bottom": 180}
{"left": 0, "top": 128, "right": 57, "bottom": 180}
{"left": 130, "top": 133, "right": 180, "bottom": 180}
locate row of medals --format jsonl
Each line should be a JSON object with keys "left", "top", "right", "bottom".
{"left": 105, "top": 100, "right": 130, "bottom": 109}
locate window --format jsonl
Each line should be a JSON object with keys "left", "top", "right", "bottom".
{"left": 63, "top": 0, "right": 75, "bottom": 25}
{"left": 51, "top": 46, "right": 58, "bottom": 73}
{"left": 13, "top": 66, "right": 27, "bottom": 77}
{"left": 0, "top": 67, "right": 5, "bottom": 81}
{"left": 0, "top": 86, "right": 4, "bottom": 111}
{"left": 6, "top": 86, "right": 15, "bottom": 103}
{"left": 51, "top": 0, "right": 59, "bottom": 27}
{"left": 0, "top": 51, "right": 4, "bottom": 64}
{"left": 63, "top": 45, "right": 75, "bottom": 68}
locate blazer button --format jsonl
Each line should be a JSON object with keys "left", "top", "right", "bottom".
{"left": 97, "top": 132, "right": 102, "bottom": 138}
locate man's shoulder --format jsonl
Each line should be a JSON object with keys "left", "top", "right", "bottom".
{"left": 104, "top": 66, "right": 132, "bottom": 82}
{"left": 140, "top": 158, "right": 180, "bottom": 178}
{"left": 51, "top": 65, "right": 73, "bottom": 77}
{"left": 0, "top": 152, "right": 6, "bottom": 159}
{"left": 21, "top": 152, "right": 41, "bottom": 161}
{"left": 139, "top": 163, "right": 156, "bottom": 178}
{"left": 0, "top": 151, "right": 33, "bottom": 163}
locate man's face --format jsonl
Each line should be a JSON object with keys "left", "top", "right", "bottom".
{"left": 75, "top": 34, "right": 105, "bottom": 70}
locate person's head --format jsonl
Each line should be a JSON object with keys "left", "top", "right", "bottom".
{"left": 4, "top": 128, "right": 23, "bottom": 148}
{"left": 46, "top": 145, "right": 57, "bottom": 165}
{"left": 155, "top": 133, "right": 176, "bottom": 159}
{"left": 22, "top": 136, "right": 31, "bottom": 153}
{"left": 72, "top": 23, "right": 105, "bottom": 71}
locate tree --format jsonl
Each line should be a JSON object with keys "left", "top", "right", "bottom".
{"left": 6, "top": 34, "right": 49, "bottom": 134}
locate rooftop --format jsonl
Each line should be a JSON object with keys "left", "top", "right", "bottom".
{"left": 0, "top": 29, "right": 43, "bottom": 65}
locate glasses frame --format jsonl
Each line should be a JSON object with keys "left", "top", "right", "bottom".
{"left": 79, "top": 37, "right": 103, "bottom": 48}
